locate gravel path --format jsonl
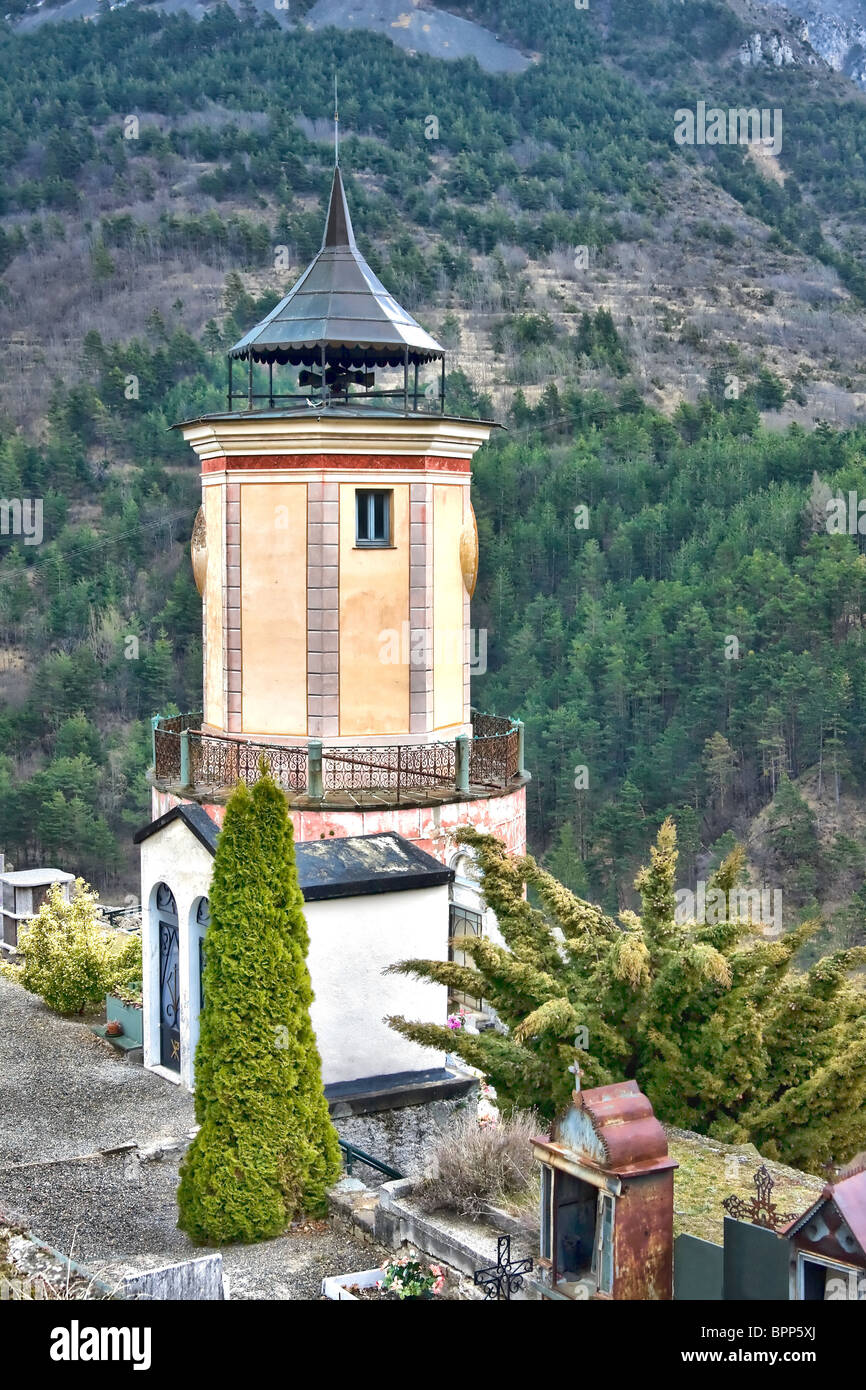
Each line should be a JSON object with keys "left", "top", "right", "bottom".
{"left": 0, "top": 978, "right": 384, "bottom": 1297}
{"left": 0, "top": 976, "right": 194, "bottom": 1164}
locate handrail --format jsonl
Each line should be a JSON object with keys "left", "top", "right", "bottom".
{"left": 339, "top": 1140, "right": 403, "bottom": 1181}
{"left": 152, "top": 711, "right": 523, "bottom": 797}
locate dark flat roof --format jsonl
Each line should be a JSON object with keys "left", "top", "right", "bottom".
{"left": 325, "top": 1067, "right": 476, "bottom": 1117}
{"left": 295, "top": 832, "right": 452, "bottom": 900}
{"left": 134, "top": 809, "right": 452, "bottom": 901}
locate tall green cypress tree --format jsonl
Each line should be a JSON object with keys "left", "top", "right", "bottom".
{"left": 177, "top": 772, "right": 341, "bottom": 1245}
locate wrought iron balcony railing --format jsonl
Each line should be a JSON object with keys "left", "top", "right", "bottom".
{"left": 151, "top": 711, "right": 524, "bottom": 802}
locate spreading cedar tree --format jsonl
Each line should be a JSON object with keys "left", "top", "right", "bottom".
{"left": 388, "top": 820, "right": 866, "bottom": 1170}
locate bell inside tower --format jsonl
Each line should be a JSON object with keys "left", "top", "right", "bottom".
{"left": 226, "top": 165, "right": 447, "bottom": 415}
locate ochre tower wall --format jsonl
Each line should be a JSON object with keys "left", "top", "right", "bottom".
{"left": 239, "top": 480, "right": 308, "bottom": 735}
{"left": 202, "top": 481, "right": 224, "bottom": 729}
{"left": 433, "top": 481, "right": 466, "bottom": 730}
{"left": 173, "top": 413, "right": 529, "bottom": 853}
{"left": 184, "top": 415, "right": 492, "bottom": 746}
{"left": 338, "top": 479, "right": 410, "bottom": 735}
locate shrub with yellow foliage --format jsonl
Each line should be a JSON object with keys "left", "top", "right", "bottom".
{"left": 3, "top": 880, "right": 140, "bottom": 1015}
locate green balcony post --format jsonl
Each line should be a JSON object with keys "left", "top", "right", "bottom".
{"left": 517, "top": 720, "right": 526, "bottom": 777}
{"left": 455, "top": 734, "right": 470, "bottom": 793}
{"left": 150, "top": 714, "right": 161, "bottom": 769}
{"left": 180, "top": 729, "right": 190, "bottom": 789}
{"left": 308, "top": 739, "right": 323, "bottom": 799}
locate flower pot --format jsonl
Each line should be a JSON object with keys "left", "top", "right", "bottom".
{"left": 106, "top": 994, "right": 143, "bottom": 1047}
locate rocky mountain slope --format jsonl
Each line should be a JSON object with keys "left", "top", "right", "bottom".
{"left": 753, "top": 0, "right": 866, "bottom": 86}
{"left": 13, "top": 0, "right": 529, "bottom": 71}
{"left": 1, "top": 0, "right": 866, "bottom": 430}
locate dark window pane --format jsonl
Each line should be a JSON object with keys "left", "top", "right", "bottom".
{"left": 356, "top": 491, "right": 369, "bottom": 541}
{"left": 373, "top": 492, "right": 387, "bottom": 541}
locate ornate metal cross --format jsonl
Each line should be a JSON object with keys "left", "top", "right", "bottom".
{"left": 722, "top": 1163, "right": 797, "bottom": 1231}
{"left": 473, "top": 1236, "right": 533, "bottom": 1301}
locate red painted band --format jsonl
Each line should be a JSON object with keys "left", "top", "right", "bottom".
{"left": 201, "top": 453, "right": 471, "bottom": 474}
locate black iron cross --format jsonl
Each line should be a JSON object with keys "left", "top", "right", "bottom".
{"left": 473, "top": 1236, "right": 533, "bottom": 1301}
{"left": 722, "top": 1163, "right": 797, "bottom": 1231}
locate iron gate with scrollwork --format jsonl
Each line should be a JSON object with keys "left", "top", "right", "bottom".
{"left": 196, "top": 896, "right": 209, "bottom": 1014}
{"left": 156, "top": 884, "right": 180, "bottom": 1072}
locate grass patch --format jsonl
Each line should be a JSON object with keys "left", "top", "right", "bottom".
{"left": 668, "top": 1128, "right": 823, "bottom": 1245}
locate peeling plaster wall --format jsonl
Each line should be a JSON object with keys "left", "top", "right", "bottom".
{"left": 240, "top": 480, "right": 308, "bottom": 736}
{"left": 338, "top": 481, "right": 410, "bottom": 736}
{"left": 151, "top": 783, "right": 527, "bottom": 863}
{"left": 202, "top": 481, "right": 225, "bottom": 730}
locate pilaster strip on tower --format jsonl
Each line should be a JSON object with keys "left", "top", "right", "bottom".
{"left": 307, "top": 480, "right": 340, "bottom": 740}
{"left": 463, "top": 488, "right": 472, "bottom": 727}
{"left": 225, "top": 480, "right": 242, "bottom": 732}
{"left": 409, "top": 482, "right": 434, "bottom": 734}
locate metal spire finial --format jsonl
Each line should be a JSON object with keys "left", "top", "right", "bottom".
{"left": 334, "top": 73, "right": 339, "bottom": 167}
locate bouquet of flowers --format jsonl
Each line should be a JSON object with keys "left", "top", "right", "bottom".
{"left": 379, "top": 1256, "right": 446, "bottom": 1299}
{"left": 477, "top": 1079, "right": 500, "bottom": 1127}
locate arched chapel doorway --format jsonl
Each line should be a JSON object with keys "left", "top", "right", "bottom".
{"left": 154, "top": 882, "right": 180, "bottom": 1072}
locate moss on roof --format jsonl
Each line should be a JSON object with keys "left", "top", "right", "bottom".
{"left": 667, "top": 1127, "right": 824, "bottom": 1245}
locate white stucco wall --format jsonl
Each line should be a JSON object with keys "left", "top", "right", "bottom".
{"left": 140, "top": 817, "right": 214, "bottom": 1089}
{"left": 140, "top": 820, "right": 448, "bottom": 1090}
{"left": 306, "top": 885, "right": 448, "bottom": 1085}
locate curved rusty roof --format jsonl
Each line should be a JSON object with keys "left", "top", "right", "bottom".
{"left": 552, "top": 1079, "right": 672, "bottom": 1175}
{"left": 229, "top": 167, "right": 444, "bottom": 369}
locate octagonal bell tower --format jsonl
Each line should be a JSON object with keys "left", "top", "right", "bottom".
{"left": 154, "top": 165, "right": 527, "bottom": 863}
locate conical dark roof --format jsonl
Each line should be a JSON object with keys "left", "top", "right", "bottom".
{"left": 229, "top": 168, "right": 444, "bottom": 369}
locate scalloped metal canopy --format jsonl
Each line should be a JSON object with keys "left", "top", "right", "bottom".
{"left": 229, "top": 167, "right": 445, "bottom": 370}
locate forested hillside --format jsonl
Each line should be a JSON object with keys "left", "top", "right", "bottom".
{"left": 1, "top": 0, "right": 866, "bottom": 914}
{"left": 471, "top": 383, "right": 866, "bottom": 944}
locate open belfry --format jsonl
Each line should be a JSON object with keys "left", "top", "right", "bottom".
{"left": 150, "top": 161, "right": 528, "bottom": 861}
{"left": 138, "top": 158, "right": 529, "bottom": 1091}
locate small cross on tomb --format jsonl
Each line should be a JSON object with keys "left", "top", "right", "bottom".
{"left": 568, "top": 1035, "right": 583, "bottom": 1091}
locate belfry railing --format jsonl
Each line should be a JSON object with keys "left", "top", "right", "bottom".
{"left": 151, "top": 711, "right": 524, "bottom": 801}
